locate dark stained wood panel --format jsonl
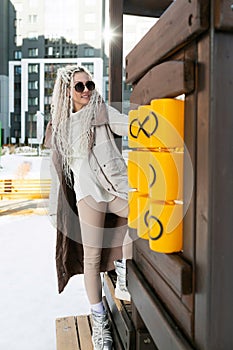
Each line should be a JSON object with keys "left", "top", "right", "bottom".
{"left": 130, "top": 60, "right": 195, "bottom": 105}
{"left": 182, "top": 43, "right": 198, "bottom": 262}
{"left": 132, "top": 237, "right": 193, "bottom": 296}
{"left": 127, "top": 260, "right": 194, "bottom": 350}
{"left": 133, "top": 248, "right": 193, "bottom": 338}
{"left": 195, "top": 31, "right": 233, "bottom": 350}
{"left": 125, "top": 0, "right": 209, "bottom": 84}
{"left": 123, "top": 0, "right": 173, "bottom": 17}
{"left": 215, "top": 0, "right": 233, "bottom": 30}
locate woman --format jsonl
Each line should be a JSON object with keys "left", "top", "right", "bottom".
{"left": 49, "top": 65, "right": 131, "bottom": 350}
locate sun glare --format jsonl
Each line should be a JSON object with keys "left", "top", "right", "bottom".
{"left": 103, "top": 28, "right": 114, "bottom": 42}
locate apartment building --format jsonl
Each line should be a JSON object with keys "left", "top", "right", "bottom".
{"left": 9, "top": 38, "right": 104, "bottom": 143}
{"left": 3, "top": 0, "right": 156, "bottom": 144}
{"left": 0, "top": 0, "right": 16, "bottom": 144}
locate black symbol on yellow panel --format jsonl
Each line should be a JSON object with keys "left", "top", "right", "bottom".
{"left": 149, "top": 163, "right": 156, "bottom": 188}
{"left": 144, "top": 210, "right": 163, "bottom": 240}
{"left": 129, "top": 111, "right": 158, "bottom": 139}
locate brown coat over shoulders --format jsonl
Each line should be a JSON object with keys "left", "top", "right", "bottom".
{"left": 50, "top": 103, "right": 128, "bottom": 293}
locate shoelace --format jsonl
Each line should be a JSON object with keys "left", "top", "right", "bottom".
{"left": 92, "top": 315, "right": 112, "bottom": 349}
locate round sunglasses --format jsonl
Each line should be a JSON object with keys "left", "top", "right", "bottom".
{"left": 74, "top": 81, "right": 95, "bottom": 93}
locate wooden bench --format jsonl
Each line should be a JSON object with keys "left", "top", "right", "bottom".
{"left": 56, "top": 315, "right": 93, "bottom": 350}
{"left": 55, "top": 272, "right": 132, "bottom": 350}
{"left": 55, "top": 299, "right": 125, "bottom": 350}
{"left": 0, "top": 179, "right": 51, "bottom": 200}
{"left": 56, "top": 272, "right": 157, "bottom": 350}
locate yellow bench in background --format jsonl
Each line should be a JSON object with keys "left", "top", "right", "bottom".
{"left": 0, "top": 178, "right": 51, "bottom": 200}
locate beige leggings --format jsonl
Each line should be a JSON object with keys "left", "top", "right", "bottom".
{"left": 77, "top": 195, "right": 131, "bottom": 304}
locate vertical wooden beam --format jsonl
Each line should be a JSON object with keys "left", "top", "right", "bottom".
{"left": 195, "top": 14, "right": 233, "bottom": 350}
{"left": 195, "top": 31, "right": 211, "bottom": 350}
{"left": 109, "top": 0, "right": 123, "bottom": 109}
{"left": 207, "top": 30, "right": 233, "bottom": 349}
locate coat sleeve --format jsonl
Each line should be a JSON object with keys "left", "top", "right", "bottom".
{"left": 107, "top": 105, "right": 128, "bottom": 137}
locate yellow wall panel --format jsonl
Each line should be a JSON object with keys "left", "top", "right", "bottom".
{"left": 149, "top": 201, "right": 183, "bottom": 253}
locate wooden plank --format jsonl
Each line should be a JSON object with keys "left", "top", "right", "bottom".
{"left": 127, "top": 260, "right": 194, "bottom": 350}
{"left": 133, "top": 246, "right": 193, "bottom": 338}
{"left": 123, "top": 0, "right": 172, "bottom": 17}
{"left": 56, "top": 317, "right": 80, "bottom": 350}
{"left": 130, "top": 60, "right": 195, "bottom": 105}
{"left": 182, "top": 94, "right": 196, "bottom": 260}
{"left": 76, "top": 315, "right": 93, "bottom": 350}
{"left": 133, "top": 237, "right": 192, "bottom": 296}
{"left": 215, "top": 0, "right": 233, "bottom": 31}
{"left": 125, "top": 0, "right": 209, "bottom": 83}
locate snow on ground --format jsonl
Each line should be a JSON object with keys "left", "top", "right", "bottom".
{"left": 0, "top": 155, "right": 90, "bottom": 350}
{"left": 0, "top": 154, "right": 50, "bottom": 180}
{"left": 0, "top": 213, "right": 90, "bottom": 350}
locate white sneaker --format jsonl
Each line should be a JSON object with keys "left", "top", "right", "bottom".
{"left": 91, "top": 310, "right": 113, "bottom": 350}
{"left": 114, "top": 260, "right": 131, "bottom": 302}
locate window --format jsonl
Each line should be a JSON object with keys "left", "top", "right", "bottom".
{"left": 28, "top": 113, "right": 37, "bottom": 122}
{"left": 28, "top": 15, "right": 37, "bottom": 23}
{"left": 44, "top": 80, "right": 53, "bottom": 89}
{"left": 28, "top": 97, "right": 38, "bottom": 106}
{"left": 44, "top": 64, "right": 54, "bottom": 73}
{"left": 84, "top": 47, "right": 94, "bottom": 57}
{"left": 14, "top": 66, "right": 22, "bottom": 75}
{"left": 47, "top": 47, "right": 53, "bottom": 56}
{"left": 81, "top": 62, "right": 94, "bottom": 75}
{"left": 14, "top": 50, "right": 22, "bottom": 59}
{"left": 62, "top": 47, "right": 70, "bottom": 56}
{"left": 28, "top": 81, "right": 38, "bottom": 89}
{"left": 28, "top": 48, "right": 38, "bottom": 57}
{"left": 28, "top": 64, "right": 38, "bottom": 73}
{"left": 44, "top": 96, "right": 52, "bottom": 105}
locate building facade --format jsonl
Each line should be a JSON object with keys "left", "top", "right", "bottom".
{"left": 9, "top": 39, "right": 104, "bottom": 143}
{"left": 10, "top": 0, "right": 104, "bottom": 48}
{"left": 0, "top": 0, "right": 16, "bottom": 144}
{"left": 3, "top": 0, "right": 156, "bottom": 145}
{"left": 8, "top": 0, "right": 106, "bottom": 145}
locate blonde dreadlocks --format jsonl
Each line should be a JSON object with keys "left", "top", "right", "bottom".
{"left": 50, "top": 65, "right": 103, "bottom": 185}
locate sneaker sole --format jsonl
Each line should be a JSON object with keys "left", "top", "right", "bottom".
{"left": 115, "top": 287, "right": 131, "bottom": 302}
